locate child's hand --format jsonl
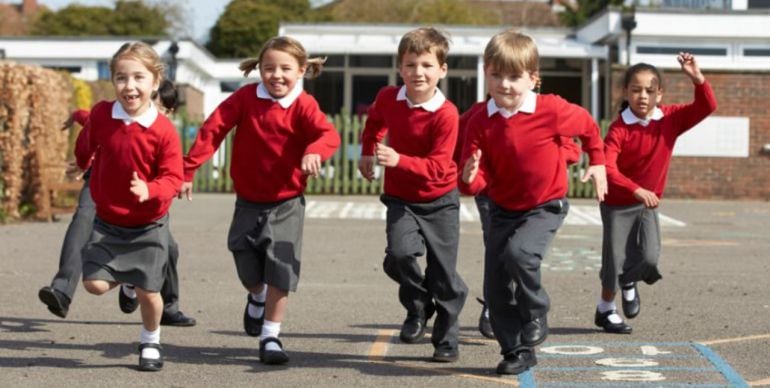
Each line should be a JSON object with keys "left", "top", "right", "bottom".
{"left": 178, "top": 181, "right": 193, "bottom": 201}
{"left": 633, "top": 187, "right": 660, "bottom": 208}
{"left": 375, "top": 143, "right": 400, "bottom": 167}
{"left": 301, "top": 153, "right": 322, "bottom": 178}
{"left": 130, "top": 171, "right": 149, "bottom": 203}
{"left": 462, "top": 149, "right": 482, "bottom": 184}
{"left": 61, "top": 115, "right": 75, "bottom": 131}
{"left": 677, "top": 52, "right": 705, "bottom": 85}
{"left": 581, "top": 165, "right": 607, "bottom": 202}
{"left": 358, "top": 156, "right": 375, "bottom": 181}
{"left": 65, "top": 161, "right": 84, "bottom": 181}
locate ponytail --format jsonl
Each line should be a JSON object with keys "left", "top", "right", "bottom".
{"left": 304, "top": 56, "right": 326, "bottom": 79}
{"left": 239, "top": 57, "right": 260, "bottom": 78}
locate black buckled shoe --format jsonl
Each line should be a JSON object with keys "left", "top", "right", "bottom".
{"left": 244, "top": 294, "right": 265, "bottom": 337}
{"left": 476, "top": 298, "right": 494, "bottom": 339}
{"left": 137, "top": 343, "right": 164, "bottom": 372}
{"left": 161, "top": 311, "right": 197, "bottom": 327}
{"left": 431, "top": 346, "right": 459, "bottom": 363}
{"left": 594, "top": 308, "right": 633, "bottom": 334}
{"left": 496, "top": 348, "right": 537, "bottom": 375}
{"left": 119, "top": 286, "right": 138, "bottom": 314}
{"left": 399, "top": 301, "right": 435, "bottom": 344}
{"left": 259, "top": 337, "right": 289, "bottom": 365}
{"left": 621, "top": 283, "right": 641, "bottom": 319}
{"left": 38, "top": 286, "right": 70, "bottom": 319}
{"left": 521, "top": 316, "right": 548, "bottom": 346}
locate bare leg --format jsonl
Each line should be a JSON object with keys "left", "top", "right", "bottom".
{"left": 136, "top": 288, "right": 163, "bottom": 331}
{"left": 83, "top": 280, "right": 118, "bottom": 295}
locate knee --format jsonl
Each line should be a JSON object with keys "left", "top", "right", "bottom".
{"left": 83, "top": 280, "right": 109, "bottom": 295}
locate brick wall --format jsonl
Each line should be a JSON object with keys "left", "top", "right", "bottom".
{"left": 610, "top": 67, "right": 770, "bottom": 200}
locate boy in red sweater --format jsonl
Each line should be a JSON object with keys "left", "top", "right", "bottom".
{"left": 594, "top": 53, "right": 717, "bottom": 334}
{"left": 180, "top": 36, "right": 340, "bottom": 364}
{"left": 460, "top": 30, "right": 607, "bottom": 375}
{"left": 359, "top": 27, "right": 468, "bottom": 363}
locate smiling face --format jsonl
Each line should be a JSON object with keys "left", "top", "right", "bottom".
{"left": 259, "top": 48, "right": 306, "bottom": 99}
{"left": 624, "top": 70, "right": 663, "bottom": 119}
{"left": 112, "top": 58, "right": 159, "bottom": 117}
{"left": 398, "top": 50, "right": 448, "bottom": 104}
{"left": 485, "top": 66, "right": 538, "bottom": 111}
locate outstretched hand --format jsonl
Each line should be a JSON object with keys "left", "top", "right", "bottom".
{"left": 581, "top": 165, "right": 607, "bottom": 202}
{"left": 677, "top": 52, "right": 705, "bottom": 85}
{"left": 129, "top": 171, "right": 149, "bottom": 203}
{"left": 301, "top": 153, "right": 322, "bottom": 178}
{"left": 178, "top": 181, "right": 193, "bottom": 201}
{"left": 462, "top": 149, "right": 482, "bottom": 184}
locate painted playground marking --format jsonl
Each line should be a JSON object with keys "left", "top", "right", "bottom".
{"left": 306, "top": 200, "right": 686, "bottom": 227}
{"left": 367, "top": 330, "right": 754, "bottom": 387}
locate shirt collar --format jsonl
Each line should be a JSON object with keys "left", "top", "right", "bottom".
{"left": 256, "top": 79, "right": 304, "bottom": 108}
{"left": 621, "top": 106, "right": 664, "bottom": 127}
{"left": 486, "top": 90, "right": 537, "bottom": 119}
{"left": 112, "top": 100, "right": 158, "bottom": 128}
{"left": 396, "top": 85, "right": 446, "bottom": 112}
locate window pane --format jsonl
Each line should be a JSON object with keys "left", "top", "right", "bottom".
{"left": 349, "top": 55, "right": 393, "bottom": 68}
{"left": 304, "top": 71, "right": 344, "bottom": 115}
{"left": 352, "top": 75, "right": 389, "bottom": 116}
{"left": 447, "top": 56, "right": 477, "bottom": 70}
{"left": 448, "top": 76, "right": 478, "bottom": 113}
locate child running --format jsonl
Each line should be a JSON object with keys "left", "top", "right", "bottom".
{"left": 594, "top": 53, "right": 717, "bottom": 334}
{"left": 38, "top": 80, "right": 195, "bottom": 328}
{"left": 459, "top": 30, "right": 606, "bottom": 375}
{"left": 180, "top": 36, "right": 340, "bottom": 364}
{"left": 359, "top": 27, "right": 468, "bottom": 363}
{"left": 75, "top": 42, "right": 183, "bottom": 371}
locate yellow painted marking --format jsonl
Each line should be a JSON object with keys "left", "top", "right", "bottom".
{"left": 662, "top": 239, "right": 738, "bottom": 247}
{"left": 698, "top": 333, "right": 770, "bottom": 346}
{"left": 368, "top": 329, "right": 397, "bottom": 361}
{"left": 369, "top": 359, "right": 520, "bottom": 386}
{"left": 748, "top": 377, "right": 770, "bottom": 386}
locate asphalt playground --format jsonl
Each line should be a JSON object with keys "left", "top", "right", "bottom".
{"left": 2, "top": 194, "right": 769, "bottom": 387}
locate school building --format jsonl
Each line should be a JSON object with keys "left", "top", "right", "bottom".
{"left": 1, "top": 2, "right": 768, "bottom": 199}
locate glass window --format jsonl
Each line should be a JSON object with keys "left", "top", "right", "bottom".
{"left": 318, "top": 55, "right": 345, "bottom": 67}
{"left": 744, "top": 48, "right": 770, "bottom": 56}
{"left": 220, "top": 81, "right": 241, "bottom": 92}
{"left": 304, "top": 71, "right": 344, "bottom": 115}
{"left": 447, "top": 76, "right": 478, "bottom": 113}
{"left": 447, "top": 56, "right": 477, "bottom": 70}
{"left": 636, "top": 46, "right": 727, "bottom": 56}
{"left": 540, "top": 75, "right": 582, "bottom": 106}
{"left": 97, "top": 61, "right": 110, "bottom": 80}
{"left": 352, "top": 75, "right": 389, "bottom": 116}
{"left": 349, "top": 55, "right": 393, "bottom": 68}
{"left": 749, "top": 0, "right": 770, "bottom": 7}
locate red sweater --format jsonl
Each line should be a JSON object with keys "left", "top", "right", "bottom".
{"left": 604, "top": 81, "right": 717, "bottom": 205}
{"left": 361, "top": 86, "right": 459, "bottom": 202}
{"left": 183, "top": 84, "right": 340, "bottom": 203}
{"left": 75, "top": 101, "right": 183, "bottom": 227}
{"left": 459, "top": 94, "right": 605, "bottom": 211}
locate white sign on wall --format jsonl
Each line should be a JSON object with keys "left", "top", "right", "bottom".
{"left": 673, "top": 116, "right": 750, "bottom": 157}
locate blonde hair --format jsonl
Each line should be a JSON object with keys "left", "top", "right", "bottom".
{"left": 397, "top": 27, "right": 450, "bottom": 66}
{"left": 484, "top": 30, "right": 539, "bottom": 77}
{"left": 239, "top": 36, "right": 326, "bottom": 79}
{"left": 110, "top": 42, "right": 164, "bottom": 82}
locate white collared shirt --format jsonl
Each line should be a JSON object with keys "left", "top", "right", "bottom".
{"left": 256, "top": 79, "right": 304, "bottom": 109}
{"left": 112, "top": 101, "right": 158, "bottom": 127}
{"left": 621, "top": 106, "right": 664, "bottom": 127}
{"left": 486, "top": 90, "right": 537, "bottom": 119}
{"left": 396, "top": 85, "right": 446, "bottom": 112}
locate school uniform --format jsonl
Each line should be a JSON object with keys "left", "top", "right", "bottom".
{"left": 183, "top": 82, "right": 340, "bottom": 292}
{"left": 75, "top": 101, "right": 183, "bottom": 292}
{"left": 459, "top": 92, "right": 605, "bottom": 355}
{"left": 362, "top": 85, "right": 468, "bottom": 351}
{"left": 601, "top": 81, "right": 717, "bottom": 292}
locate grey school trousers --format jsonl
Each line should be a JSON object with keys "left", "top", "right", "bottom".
{"left": 381, "top": 189, "right": 468, "bottom": 350}
{"left": 48, "top": 178, "right": 182, "bottom": 314}
{"left": 599, "top": 203, "right": 663, "bottom": 291}
{"left": 484, "top": 198, "right": 568, "bottom": 355}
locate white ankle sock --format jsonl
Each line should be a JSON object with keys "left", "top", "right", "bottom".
{"left": 122, "top": 284, "right": 136, "bottom": 299}
{"left": 597, "top": 299, "right": 616, "bottom": 314}
{"left": 140, "top": 327, "right": 161, "bottom": 359}
{"left": 248, "top": 287, "right": 267, "bottom": 318}
{"left": 260, "top": 320, "right": 282, "bottom": 351}
{"left": 622, "top": 283, "right": 636, "bottom": 301}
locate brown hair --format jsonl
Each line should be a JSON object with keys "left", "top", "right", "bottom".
{"left": 397, "top": 27, "right": 450, "bottom": 66}
{"left": 483, "top": 30, "right": 539, "bottom": 77}
{"left": 239, "top": 36, "right": 326, "bottom": 79}
{"left": 110, "top": 42, "right": 164, "bottom": 82}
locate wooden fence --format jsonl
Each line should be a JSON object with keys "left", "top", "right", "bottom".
{"left": 182, "top": 114, "right": 606, "bottom": 198}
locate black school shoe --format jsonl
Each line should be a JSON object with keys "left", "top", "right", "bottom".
{"left": 521, "top": 316, "right": 548, "bottom": 346}
{"left": 476, "top": 298, "right": 495, "bottom": 339}
{"left": 137, "top": 343, "right": 164, "bottom": 372}
{"left": 38, "top": 286, "right": 71, "bottom": 319}
{"left": 621, "top": 283, "right": 641, "bottom": 319}
{"left": 243, "top": 293, "right": 265, "bottom": 337}
{"left": 496, "top": 348, "right": 537, "bottom": 375}
{"left": 119, "top": 286, "right": 138, "bottom": 314}
{"left": 161, "top": 311, "right": 197, "bottom": 327}
{"left": 259, "top": 337, "right": 289, "bottom": 365}
{"left": 399, "top": 301, "right": 436, "bottom": 344}
{"left": 432, "top": 345, "right": 459, "bottom": 363}
{"left": 594, "top": 308, "right": 633, "bottom": 334}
